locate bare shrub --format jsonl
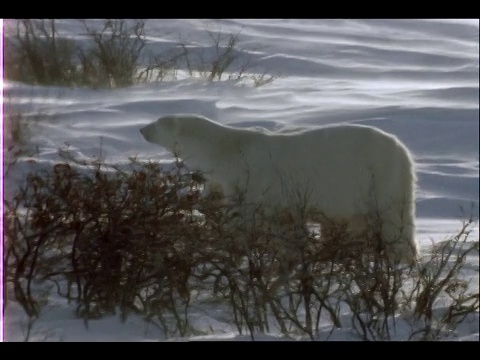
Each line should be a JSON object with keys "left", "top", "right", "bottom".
{"left": 5, "top": 19, "right": 78, "bottom": 86}
{"left": 4, "top": 19, "right": 149, "bottom": 89}
{"left": 193, "top": 192, "right": 478, "bottom": 340}
{"left": 4, "top": 19, "right": 275, "bottom": 88}
{"left": 193, "top": 193, "right": 387, "bottom": 340}
{"left": 79, "top": 19, "right": 147, "bottom": 88}
{"left": 321, "top": 216, "right": 478, "bottom": 341}
{"left": 4, "top": 156, "right": 203, "bottom": 337}
{"left": 5, "top": 156, "right": 478, "bottom": 340}
{"left": 5, "top": 19, "right": 146, "bottom": 88}
{"left": 176, "top": 28, "right": 275, "bottom": 86}
{"left": 405, "top": 218, "right": 479, "bottom": 340}
{"left": 137, "top": 48, "right": 184, "bottom": 83}
{"left": 132, "top": 26, "right": 276, "bottom": 86}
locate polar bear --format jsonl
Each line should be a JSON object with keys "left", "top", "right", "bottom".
{"left": 140, "top": 114, "right": 418, "bottom": 264}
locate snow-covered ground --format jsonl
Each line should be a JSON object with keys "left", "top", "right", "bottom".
{"left": 2, "top": 19, "right": 479, "bottom": 341}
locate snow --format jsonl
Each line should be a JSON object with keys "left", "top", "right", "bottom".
{"left": 2, "top": 19, "right": 479, "bottom": 341}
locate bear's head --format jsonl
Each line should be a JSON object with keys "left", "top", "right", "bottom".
{"left": 140, "top": 114, "right": 206, "bottom": 154}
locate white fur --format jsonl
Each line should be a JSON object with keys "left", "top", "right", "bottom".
{"left": 140, "top": 114, "right": 418, "bottom": 263}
